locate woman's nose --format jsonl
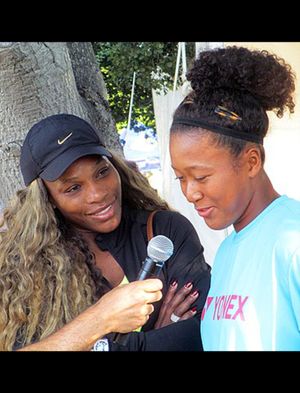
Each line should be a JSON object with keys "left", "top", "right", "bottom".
{"left": 184, "top": 181, "right": 203, "bottom": 204}
{"left": 85, "top": 182, "right": 106, "bottom": 204}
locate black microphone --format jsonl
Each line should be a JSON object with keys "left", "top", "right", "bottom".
{"left": 136, "top": 235, "right": 174, "bottom": 280}
{"left": 113, "top": 235, "right": 174, "bottom": 346}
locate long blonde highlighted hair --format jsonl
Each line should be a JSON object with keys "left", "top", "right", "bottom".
{"left": 0, "top": 179, "right": 107, "bottom": 351}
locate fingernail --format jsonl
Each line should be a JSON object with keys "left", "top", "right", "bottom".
{"left": 171, "top": 280, "right": 178, "bottom": 287}
{"left": 191, "top": 290, "right": 199, "bottom": 297}
{"left": 184, "top": 282, "right": 193, "bottom": 289}
{"left": 191, "top": 306, "right": 197, "bottom": 313}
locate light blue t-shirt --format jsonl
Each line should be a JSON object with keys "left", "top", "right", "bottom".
{"left": 201, "top": 195, "right": 300, "bottom": 351}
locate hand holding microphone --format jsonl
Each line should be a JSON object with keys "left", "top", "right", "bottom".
{"left": 113, "top": 235, "right": 174, "bottom": 345}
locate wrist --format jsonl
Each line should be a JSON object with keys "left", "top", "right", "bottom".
{"left": 90, "top": 298, "right": 112, "bottom": 337}
{"left": 91, "top": 338, "right": 110, "bottom": 351}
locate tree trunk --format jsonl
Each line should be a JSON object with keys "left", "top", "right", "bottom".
{"left": 0, "top": 42, "right": 122, "bottom": 208}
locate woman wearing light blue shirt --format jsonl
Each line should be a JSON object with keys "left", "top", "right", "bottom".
{"left": 169, "top": 45, "right": 300, "bottom": 350}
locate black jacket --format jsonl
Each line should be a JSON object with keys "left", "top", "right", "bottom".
{"left": 95, "top": 207, "right": 211, "bottom": 351}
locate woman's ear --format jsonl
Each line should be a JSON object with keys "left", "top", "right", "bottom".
{"left": 245, "top": 146, "right": 262, "bottom": 178}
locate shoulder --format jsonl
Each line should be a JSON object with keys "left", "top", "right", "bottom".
{"left": 153, "top": 210, "right": 201, "bottom": 242}
{"left": 154, "top": 210, "right": 194, "bottom": 227}
{"left": 267, "top": 195, "right": 300, "bottom": 220}
{"left": 129, "top": 208, "right": 194, "bottom": 228}
{"left": 274, "top": 198, "right": 300, "bottom": 257}
{"left": 128, "top": 208, "right": 202, "bottom": 245}
{"left": 281, "top": 196, "right": 300, "bottom": 218}
{"left": 269, "top": 196, "right": 300, "bottom": 243}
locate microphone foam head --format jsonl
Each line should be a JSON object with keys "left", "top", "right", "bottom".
{"left": 147, "top": 235, "right": 174, "bottom": 262}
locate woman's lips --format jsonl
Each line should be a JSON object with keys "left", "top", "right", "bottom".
{"left": 196, "top": 206, "right": 214, "bottom": 218}
{"left": 87, "top": 201, "right": 115, "bottom": 221}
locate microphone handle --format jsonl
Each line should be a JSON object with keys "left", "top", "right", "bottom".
{"left": 113, "top": 258, "right": 164, "bottom": 347}
{"left": 113, "top": 332, "right": 130, "bottom": 346}
{"left": 152, "top": 261, "right": 164, "bottom": 278}
{"left": 136, "top": 256, "right": 156, "bottom": 280}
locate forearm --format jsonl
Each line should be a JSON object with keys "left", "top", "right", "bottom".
{"left": 17, "top": 279, "right": 163, "bottom": 351}
{"left": 144, "top": 318, "right": 203, "bottom": 351}
{"left": 109, "top": 318, "right": 203, "bottom": 351}
{"left": 18, "top": 303, "right": 109, "bottom": 351}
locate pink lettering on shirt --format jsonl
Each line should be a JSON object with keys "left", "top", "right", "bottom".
{"left": 201, "top": 296, "right": 213, "bottom": 320}
{"left": 202, "top": 294, "right": 249, "bottom": 321}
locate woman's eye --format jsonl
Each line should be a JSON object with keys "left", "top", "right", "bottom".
{"left": 175, "top": 175, "right": 207, "bottom": 182}
{"left": 65, "top": 184, "right": 80, "bottom": 193}
{"left": 196, "top": 176, "right": 207, "bottom": 181}
{"left": 174, "top": 175, "right": 183, "bottom": 181}
{"left": 97, "top": 166, "right": 109, "bottom": 178}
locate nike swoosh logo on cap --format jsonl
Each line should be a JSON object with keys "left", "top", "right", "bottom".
{"left": 58, "top": 132, "right": 73, "bottom": 145}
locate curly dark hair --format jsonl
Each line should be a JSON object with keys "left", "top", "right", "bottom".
{"left": 171, "top": 46, "right": 296, "bottom": 161}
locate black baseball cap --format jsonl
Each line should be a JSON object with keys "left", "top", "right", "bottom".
{"left": 20, "top": 113, "right": 112, "bottom": 186}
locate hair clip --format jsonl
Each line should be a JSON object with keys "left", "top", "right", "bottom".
{"left": 183, "top": 96, "right": 194, "bottom": 105}
{"left": 214, "top": 105, "right": 242, "bottom": 122}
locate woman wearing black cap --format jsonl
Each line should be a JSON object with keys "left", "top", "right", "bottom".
{"left": 169, "top": 46, "right": 300, "bottom": 350}
{"left": 0, "top": 113, "right": 210, "bottom": 351}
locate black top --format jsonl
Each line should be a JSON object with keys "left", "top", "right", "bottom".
{"left": 95, "top": 207, "right": 211, "bottom": 351}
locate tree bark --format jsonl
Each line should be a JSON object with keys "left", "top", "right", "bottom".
{"left": 0, "top": 42, "right": 122, "bottom": 208}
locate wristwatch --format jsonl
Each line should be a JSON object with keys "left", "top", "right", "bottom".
{"left": 92, "top": 338, "right": 109, "bottom": 351}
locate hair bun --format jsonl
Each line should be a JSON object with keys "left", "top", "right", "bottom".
{"left": 187, "top": 46, "right": 295, "bottom": 117}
